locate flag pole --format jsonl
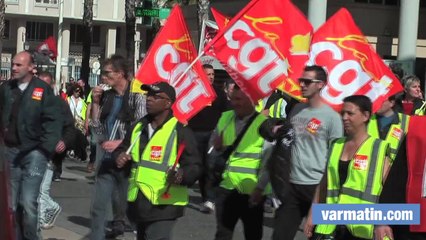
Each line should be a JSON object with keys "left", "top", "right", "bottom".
{"left": 173, "top": 51, "right": 205, "bottom": 85}
{"left": 198, "top": 19, "right": 207, "bottom": 55}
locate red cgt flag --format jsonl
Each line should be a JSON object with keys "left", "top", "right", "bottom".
{"left": 309, "top": 8, "right": 403, "bottom": 112}
{"left": 205, "top": 0, "right": 312, "bottom": 102}
{"left": 36, "top": 36, "right": 57, "bottom": 64}
{"left": 134, "top": 6, "right": 216, "bottom": 124}
{"left": 211, "top": 7, "right": 230, "bottom": 29}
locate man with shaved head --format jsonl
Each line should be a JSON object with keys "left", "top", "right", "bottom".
{"left": 0, "top": 51, "right": 62, "bottom": 239}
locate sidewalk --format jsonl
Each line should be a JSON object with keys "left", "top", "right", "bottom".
{"left": 43, "top": 226, "right": 84, "bottom": 240}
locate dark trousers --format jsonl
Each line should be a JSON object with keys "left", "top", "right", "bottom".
{"left": 52, "top": 151, "right": 66, "bottom": 178}
{"left": 273, "top": 183, "right": 317, "bottom": 240}
{"left": 89, "top": 127, "right": 97, "bottom": 164}
{"left": 72, "top": 130, "right": 88, "bottom": 161}
{"left": 215, "top": 188, "right": 265, "bottom": 240}
{"left": 193, "top": 131, "right": 212, "bottom": 201}
{"left": 136, "top": 220, "right": 176, "bottom": 240}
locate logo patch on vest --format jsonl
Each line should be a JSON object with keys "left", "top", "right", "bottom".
{"left": 150, "top": 146, "right": 162, "bottom": 161}
{"left": 353, "top": 154, "right": 368, "bottom": 170}
{"left": 306, "top": 118, "right": 321, "bottom": 134}
{"left": 32, "top": 88, "right": 44, "bottom": 101}
{"left": 391, "top": 127, "right": 402, "bottom": 140}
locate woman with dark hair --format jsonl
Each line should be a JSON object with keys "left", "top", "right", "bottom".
{"left": 394, "top": 75, "right": 425, "bottom": 115}
{"left": 305, "top": 95, "right": 391, "bottom": 240}
{"left": 67, "top": 84, "right": 88, "bottom": 162}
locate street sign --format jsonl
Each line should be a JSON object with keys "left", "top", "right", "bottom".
{"left": 159, "top": 8, "right": 171, "bottom": 19}
{"left": 135, "top": 7, "right": 160, "bottom": 18}
{"left": 135, "top": 7, "right": 171, "bottom": 19}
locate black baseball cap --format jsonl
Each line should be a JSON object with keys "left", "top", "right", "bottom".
{"left": 141, "top": 82, "right": 176, "bottom": 102}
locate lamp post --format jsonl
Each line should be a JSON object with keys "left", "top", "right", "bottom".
{"left": 55, "top": 0, "right": 64, "bottom": 92}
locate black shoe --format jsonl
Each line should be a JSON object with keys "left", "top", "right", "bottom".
{"left": 105, "top": 228, "right": 124, "bottom": 239}
{"left": 52, "top": 176, "right": 61, "bottom": 182}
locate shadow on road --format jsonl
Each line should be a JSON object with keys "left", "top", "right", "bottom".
{"left": 66, "top": 166, "right": 90, "bottom": 173}
{"left": 68, "top": 216, "right": 91, "bottom": 228}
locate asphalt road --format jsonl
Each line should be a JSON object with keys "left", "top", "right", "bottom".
{"left": 42, "top": 159, "right": 307, "bottom": 240}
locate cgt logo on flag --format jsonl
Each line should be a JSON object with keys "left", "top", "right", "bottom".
{"left": 308, "top": 8, "right": 403, "bottom": 113}
{"left": 353, "top": 154, "right": 368, "bottom": 170}
{"left": 205, "top": 0, "right": 313, "bottom": 102}
{"left": 32, "top": 88, "right": 44, "bottom": 101}
{"left": 134, "top": 6, "right": 216, "bottom": 124}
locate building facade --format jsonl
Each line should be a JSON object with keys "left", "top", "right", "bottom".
{"left": 2, "top": 0, "right": 426, "bottom": 85}
{"left": 2, "top": 0, "right": 149, "bottom": 86}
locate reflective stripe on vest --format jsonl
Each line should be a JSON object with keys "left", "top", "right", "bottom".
{"left": 134, "top": 130, "right": 177, "bottom": 172}
{"left": 255, "top": 98, "right": 284, "bottom": 118}
{"left": 315, "top": 137, "right": 387, "bottom": 239}
{"left": 270, "top": 98, "right": 283, "bottom": 118}
{"left": 128, "top": 118, "right": 188, "bottom": 206}
{"left": 368, "top": 113, "right": 408, "bottom": 162}
{"left": 218, "top": 112, "right": 269, "bottom": 194}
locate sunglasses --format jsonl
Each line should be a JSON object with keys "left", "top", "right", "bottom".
{"left": 298, "top": 78, "right": 323, "bottom": 85}
{"left": 101, "top": 70, "right": 114, "bottom": 76}
{"left": 147, "top": 91, "right": 170, "bottom": 101}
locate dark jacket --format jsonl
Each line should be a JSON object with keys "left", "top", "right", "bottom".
{"left": 0, "top": 77, "right": 62, "bottom": 156}
{"left": 58, "top": 97, "right": 76, "bottom": 149}
{"left": 259, "top": 118, "right": 294, "bottom": 202}
{"left": 187, "top": 84, "right": 230, "bottom": 132}
{"left": 100, "top": 85, "right": 138, "bottom": 126}
{"left": 394, "top": 94, "right": 425, "bottom": 115}
{"left": 114, "top": 113, "right": 201, "bottom": 222}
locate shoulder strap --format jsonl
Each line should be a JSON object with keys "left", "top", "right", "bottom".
{"left": 264, "top": 91, "right": 281, "bottom": 109}
{"left": 223, "top": 112, "right": 260, "bottom": 159}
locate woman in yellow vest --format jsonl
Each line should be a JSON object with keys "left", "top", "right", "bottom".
{"left": 305, "top": 95, "right": 391, "bottom": 240}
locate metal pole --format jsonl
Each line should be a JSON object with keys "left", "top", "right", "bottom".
{"left": 55, "top": 0, "right": 64, "bottom": 92}
{"left": 198, "top": 19, "right": 206, "bottom": 55}
{"left": 134, "top": 30, "right": 140, "bottom": 75}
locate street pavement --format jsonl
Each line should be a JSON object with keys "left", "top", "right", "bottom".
{"left": 42, "top": 159, "right": 307, "bottom": 240}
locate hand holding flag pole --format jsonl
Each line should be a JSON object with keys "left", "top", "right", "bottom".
{"left": 125, "top": 132, "right": 142, "bottom": 155}
{"left": 162, "top": 142, "right": 186, "bottom": 199}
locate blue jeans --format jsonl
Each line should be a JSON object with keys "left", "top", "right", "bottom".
{"left": 39, "top": 163, "right": 60, "bottom": 223}
{"left": 6, "top": 147, "right": 48, "bottom": 240}
{"left": 90, "top": 164, "right": 128, "bottom": 240}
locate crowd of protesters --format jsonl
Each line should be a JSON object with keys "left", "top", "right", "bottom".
{"left": 1, "top": 51, "right": 426, "bottom": 240}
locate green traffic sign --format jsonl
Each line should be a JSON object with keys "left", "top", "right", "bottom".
{"left": 135, "top": 7, "right": 170, "bottom": 19}
{"left": 159, "top": 8, "right": 171, "bottom": 19}
{"left": 135, "top": 7, "right": 160, "bottom": 17}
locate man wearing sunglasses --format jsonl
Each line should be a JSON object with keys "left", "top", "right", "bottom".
{"left": 273, "top": 65, "right": 343, "bottom": 240}
{"left": 114, "top": 82, "right": 201, "bottom": 240}
{"left": 89, "top": 55, "right": 146, "bottom": 240}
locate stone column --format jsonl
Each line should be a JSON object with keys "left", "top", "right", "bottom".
{"left": 308, "top": 0, "right": 327, "bottom": 31}
{"left": 61, "top": 22, "right": 71, "bottom": 86}
{"left": 16, "top": 20, "right": 26, "bottom": 53}
{"left": 397, "top": 0, "right": 420, "bottom": 63}
{"left": 105, "top": 27, "right": 117, "bottom": 58}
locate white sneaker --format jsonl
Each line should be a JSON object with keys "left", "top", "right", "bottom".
{"left": 200, "top": 201, "right": 215, "bottom": 213}
{"left": 41, "top": 205, "right": 62, "bottom": 229}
